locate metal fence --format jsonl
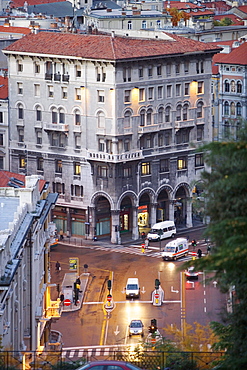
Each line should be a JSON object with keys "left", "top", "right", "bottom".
{"left": 0, "top": 349, "right": 225, "bottom": 370}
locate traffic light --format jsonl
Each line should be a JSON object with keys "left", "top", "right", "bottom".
{"left": 107, "top": 280, "right": 112, "bottom": 291}
{"left": 150, "top": 319, "right": 157, "bottom": 333}
{"left": 155, "top": 279, "right": 160, "bottom": 290}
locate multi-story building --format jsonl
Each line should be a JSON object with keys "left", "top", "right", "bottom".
{"left": 3, "top": 31, "right": 220, "bottom": 243}
{"left": 0, "top": 172, "right": 58, "bottom": 355}
{"left": 212, "top": 40, "right": 247, "bottom": 141}
{"left": 0, "top": 75, "right": 9, "bottom": 170}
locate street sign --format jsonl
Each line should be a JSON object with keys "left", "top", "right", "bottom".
{"left": 69, "top": 257, "right": 79, "bottom": 273}
{"left": 107, "top": 294, "right": 112, "bottom": 302}
{"left": 154, "top": 293, "right": 159, "bottom": 299}
{"left": 64, "top": 299, "right": 71, "bottom": 306}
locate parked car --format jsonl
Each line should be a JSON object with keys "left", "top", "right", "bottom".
{"left": 185, "top": 266, "right": 199, "bottom": 279}
{"left": 129, "top": 319, "right": 144, "bottom": 337}
{"left": 76, "top": 360, "right": 143, "bottom": 370}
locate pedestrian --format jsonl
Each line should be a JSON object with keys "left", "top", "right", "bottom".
{"left": 76, "top": 277, "right": 81, "bottom": 289}
{"left": 144, "top": 238, "right": 149, "bottom": 249}
{"left": 60, "top": 293, "right": 64, "bottom": 306}
{"left": 55, "top": 261, "right": 61, "bottom": 271}
{"left": 197, "top": 248, "right": 202, "bottom": 258}
{"left": 59, "top": 229, "right": 64, "bottom": 240}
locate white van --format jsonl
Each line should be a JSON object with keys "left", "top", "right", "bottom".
{"left": 125, "top": 278, "right": 140, "bottom": 298}
{"left": 147, "top": 221, "right": 176, "bottom": 241}
{"left": 161, "top": 238, "right": 188, "bottom": 261}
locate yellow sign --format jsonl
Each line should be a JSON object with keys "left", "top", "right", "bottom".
{"left": 69, "top": 257, "right": 79, "bottom": 272}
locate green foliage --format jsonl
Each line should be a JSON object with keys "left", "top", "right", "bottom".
{"left": 213, "top": 17, "right": 233, "bottom": 26}
{"left": 183, "top": 123, "right": 247, "bottom": 369}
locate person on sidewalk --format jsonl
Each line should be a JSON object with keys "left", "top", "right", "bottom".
{"left": 197, "top": 248, "right": 202, "bottom": 258}
{"left": 144, "top": 238, "right": 149, "bottom": 250}
{"left": 55, "top": 261, "right": 61, "bottom": 271}
{"left": 59, "top": 229, "right": 64, "bottom": 240}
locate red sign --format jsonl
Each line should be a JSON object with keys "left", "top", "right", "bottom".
{"left": 64, "top": 299, "right": 71, "bottom": 306}
{"left": 107, "top": 295, "right": 112, "bottom": 302}
{"left": 154, "top": 293, "right": 159, "bottom": 299}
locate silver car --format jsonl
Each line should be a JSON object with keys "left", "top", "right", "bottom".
{"left": 129, "top": 320, "right": 144, "bottom": 337}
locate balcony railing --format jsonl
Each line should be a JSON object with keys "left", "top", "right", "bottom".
{"left": 44, "top": 73, "right": 70, "bottom": 82}
{"left": 87, "top": 150, "right": 143, "bottom": 163}
{"left": 44, "top": 123, "right": 69, "bottom": 132}
{"left": 175, "top": 119, "right": 195, "bottom": 130}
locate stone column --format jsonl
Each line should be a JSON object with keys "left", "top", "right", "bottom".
{"left": 169, "top": 200, "right": 175, "bottom": 222}
{"left": 186, "top": 198, "right": 193, "bottom": 228}
{"left": 88, "top": 206, "right": 96, "bottom": 240}
{"left": 149, "top": 202, "right": 157, "bottom": 227}
{"left": 132, "top": 206, "right": 139, "bottom": 240}
{"left": 111, "top": 209, "right": 121, "bottom": 244}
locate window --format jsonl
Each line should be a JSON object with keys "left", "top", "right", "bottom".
{"left": 176, "top": 104, "right": 182, "bottom": 121}
{"left": 146, "top": 108, "right": 153, "bottom": 125}
{"left": 224, "top": 80, "right": 230, "bottom": 92}
{"left": 224, "top": 101, "right": 229, "bottom": 116}
{"left": 17, "top": 60, "right": 23, "bottom": 72}
{"left": 142, "top": 20, "right": 147, "bottom": 29}
{"left": 75, "top": 65, "right": 81, "bottom": 77}
{"left": 99, "top": 139, "right": 105, "bottom": 152}
{"left": 53, "top": 182, "right": 65, "bottom": 194}
{"left": 184, "top": 83, "right": 189, "bottom": 96}
{"left": 19, "top": 155, "right": 26, "bottom": 169}
{"left": 237, "top": 81, "right": 242, "bottom": 93}
{"left": 157, "top": 65, "right": 162, "bottom": 76}
{"left": 224, "top": 121, "right": 230, "bottom": 139}
{"left": 123, "top": 67, "right": 131, "bottom": 82}
{"left": 177, "top": 157, "right": 187, "bottom": 170}
{"left": 124, "top": 139, "right": 130, "bottom": 151}
{"left": 148, "top": 66, "right": 153, "bottom": 77}
{"left": 75, "top": 135, "right": 81, "bottom": 148}
{"left": 157, "top": 20, "right": 161, "bottom": 28}
{"left": 158, "top": 86, "right": 163, "bottom": 99}
{"left": 74, "top": 162, "right": 81, "bottom": 175}
{"left": 197, "top": 101, "right": 204, "bottom": 118}
{"left": 17, "top": 103, "right": 24, "bottom": 120}
{"left": 0, "top": 133, "right": 3, "bottom": 146}
{"left": 124, "top": 90, "right": 131, "bottom": 103}
{"left": 146, "top": 136, "right": 151, "bottom": 148}
{"left": 0, "top": 112, "right": 3, "bottom": 123}
{"left": 165, "top": 106, "right": 171, "bottom": 122}
{"left": 98, "top": 90, "right": 105, "bottom": 103}
{"left": 98, "top": 165, "right": 108, "bottom": 178}
{"left": 230, "top": 80, "right": 235, "bottom": 93}
{"left": 166, "top": 64, "right": 171, "bottom": 77}
{"left": 139, "top": 67, "right": 143, "bottom": 79}
{"left": 141, "top": 162, "right": 151, "bottom": 175}
{"left": 71, "top": 184, "right": 83, "bottom": 197}
{"left": 195, "top": 153, "right": 204, "bottom": 167}
{"left": 160, "top": 159, "right": 169, "bottom": 172}
{"left": 124, "top": 110, "right": 131, "bottom": 128}
{"left": 36, "top": 130, "right": 42, "bottom": 145}
{"left": 75, "top": 88, "right": 81, "bottom": 101}
{"left": 148, "top": 87, "right": 154, "bottom": 100}
{"left": 128, "top": 21, "right": 132, "bottom": 29}
{"left": 197, "top": 81, "right": 203, "bottom": 94}
{"left": 37, "top": 157, "right": 43, "bottom": 171}
{"left": 158, "top": 134, "right": 163, "bottom": 147}
{"left": 175, "top": 63, "right": 180, "bottom": 75}
{"left": 0, "top": 157, "right": 3, "bottom": 170}
{"left": 183, "top": 104, "right": 189, "bottom": 121}
{"left": 165, "top": 132, "right": 171, "bottom": 146}
{"left": 184, "top": 61, "right": 189, "bottom": 74}
{"left": 230, "top": 102, "right": 235, "bottom": 115}
{"left": 236, "top": 102, "right": 242, "bottom": 116}
{"left": 97, "top": 111, "right": 105, "bottom": 128}
{"left": 36, "top": 106, "right": 42, "bottom": 121}
{"left": 34, "top": 84, "right": 40, "bottom": 97}
{"left": 52, "top": 133, "right": 59, "bottom": 146}
{"left": 59, "top": 108, "right": 65, "bottom": 124}
{"left": 95, "top": 66, "right": 106, "bottom": 82}
{"left": 62, "top": 87, "right": 67, "bottom": 99}
{"left": 139, "top": 88, "right": 145, "bottom": 101}
{"left": 34, "top": 62, "right": 40, "bottom": 74}
{"left": 48, "top": 85, "right": 54, "bottom": 98}
{"left": 74, "top": 110, "right": 81, "bottom": 125}
{"left": 51, "top": 108, "right": 58, "bottom": 123}
{"left": 140, "top": 109, "right": 145, "bottom": 126}
{"left": 176, "top": 84, "right": 181, "bottom": 97}
{"left": 158, "top": 107, "right": 164, "bottom": 123}
{"left": 197, "top": 125, "right": 204, "bottom": 141}
{"left": 55, "top": 160, "right": 62, "bottom": 173}
{"left": 123, "top": 166, "right": 132, "bottom": 177}
{"left": 167, "top": 85, "right": 172, "bottom": 98}
{"left": 17, "top": 82, "right": 23, "bottom": 95}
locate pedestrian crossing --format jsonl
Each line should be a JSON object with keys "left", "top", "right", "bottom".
{"left": 62, "top": 345, "right": 127, "bottom": 360}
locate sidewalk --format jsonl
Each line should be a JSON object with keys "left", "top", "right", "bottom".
{"left": 60, "top": 272, "right": 90, "bottom": 313}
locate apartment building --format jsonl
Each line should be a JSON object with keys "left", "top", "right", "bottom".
{"left": 3, "top": 31, "right": 220, "bottom": 243}
{"left": 0, "top": 173, "right": 58, "bottom": 355}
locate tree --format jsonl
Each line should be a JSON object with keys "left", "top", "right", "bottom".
{"left": 167, "top": 8, "right": 184, "bottom": 27}
{"left": 183, "top": 123, "right": 247, "bottom": 369}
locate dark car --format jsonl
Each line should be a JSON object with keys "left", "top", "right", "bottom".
{"left": 76, "top": 360, "right": 143, "bottom": 370}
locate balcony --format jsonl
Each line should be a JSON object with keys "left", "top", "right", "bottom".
{"left": 44, "top": 123, "right": 69, "bottom": 132}
{"left": 175, "top": 119, "right": 195, "bottom": 130}
{"left": 46, "top": 300, "right": 61, "bottom": 319}
{"left": 138, "top": 124, "right": 160, "bottom": 134}
{"left": 62, "top": 74, "right": 69, "bottom": 82}
{"left": 54, "top": 73, "right": 61, "bottom": 82}
{"left": 87, "top": 149, "right": 143, "bottom": 163}
{"left": 73, "top": 125, "right": 82, "bottom": 133}
{"left": 45, "top": 73, "right": 52, "bottom": 81}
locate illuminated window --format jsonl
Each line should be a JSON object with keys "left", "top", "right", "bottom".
{"left": 74, "top": 162, "right": 81, "bottom": 175}
{"left": 19, "top": 155, "right": 26, "bottom": 169}
{"left": 177, "top": 157, "right": 187, "bottom": 170}
{"left": 141, "top": 162, "right": 151, "bottom": 175}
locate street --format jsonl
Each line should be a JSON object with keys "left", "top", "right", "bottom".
{"left": 50, "top": 228, "right": 226, "bottom": 357}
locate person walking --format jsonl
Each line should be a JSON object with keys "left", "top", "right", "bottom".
{"left": 197, "top": 248, "right": 202, "bottom": 258}
{"left": 55, "top": 261, "right": 61, "bottom": 271}
{"left": 144, "top": 238, "right": 149, "bottom": 250}
{"left": 59, "top": 229, "right": 64, "bottom": 240}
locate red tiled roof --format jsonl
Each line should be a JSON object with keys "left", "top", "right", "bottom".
{"left": 0, "top": 76, "right": 8, "bottom": 100}
{"left": 3, "top": 31, "right": 221, "bottom": 60}
{"left": 238, "top": 5, "right": 247, "bottom": 14}
{"left": 164, "top": 1, "right": 205, "bottom": 10}
{"left": 0, "top": 25, "right": 31, "bottom": 34}
{"left": 0, "top": 170, "right": 46, "bottom": 192}
{"left": 213, "top": 14, "right": 244, "bottom": 25}
{"left": 214, "top": 42, "right": 247, "bottom": 65}
{"left": 205, "top": 1, "right": 231, "bottom": 12}
{"left": 10, "top": 0, "right": 62, "bottom": 8}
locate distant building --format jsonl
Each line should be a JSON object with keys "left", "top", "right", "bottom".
{"left": 0, "top": 75, "right": 9, "bottom": 169}
{"left": 3, "top": 31, "right": 220, "bottom": 243}
{"left": 0, "top": 172, "right": 58, "bottom": 354}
